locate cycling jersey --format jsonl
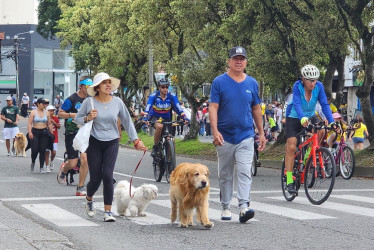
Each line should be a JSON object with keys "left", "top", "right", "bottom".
{"left": 286, "top": 79, "right": 334, "bottom": 124}
{"left": 144, "top": 91, "right": 185, "bottom": 120}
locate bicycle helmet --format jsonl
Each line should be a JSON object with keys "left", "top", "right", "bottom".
{"left": 301, "top": 64, "right": 320, "bottom": 79}
{"left": 158, "top": 78, "right": 170, "bottom": 86}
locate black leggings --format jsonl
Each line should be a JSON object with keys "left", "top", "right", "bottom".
{"left": 31, "top": 128, "right": 49, "bottom": 169}
{"left": 86, "top": 136, "right": 119, "bottom": 205}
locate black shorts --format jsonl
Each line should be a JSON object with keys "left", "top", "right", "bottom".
{"left": 65, "top": 133, "right": 79, "bottom": 159}
{"left": 285, "top": 117, "right": 304, "bottom": 139}
{"left": 150, "top": 116, "right": 172, "bottom": 133}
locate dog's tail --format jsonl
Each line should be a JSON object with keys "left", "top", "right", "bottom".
{"left": 114, "top": 180, "right": 130, "bottom": 196}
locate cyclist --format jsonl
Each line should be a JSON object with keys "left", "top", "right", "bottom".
{"left": 284, "top": 64, "right": 335, "bottom": 194}
{"left": 144, "top": 78, "right": 189, "bottom": 156}
{"left": 57, "top": 76, "right": 92, "bottom": 196}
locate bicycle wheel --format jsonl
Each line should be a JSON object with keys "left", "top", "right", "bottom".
{"left": 340, "top": 146, "right": 355, "bottom": 180}
{"left": 281, "top": 159, "right": 296, "bottom": 201}
{"left": 304, "top": 147, "right": 336, "bottom": 205}
{"left": 251, "top": 150, "right": 257, "bottom": 176}
{"left": 164, "top": 139, "right": 176, "bottom": 183}
{"left": 153, "top": 146, "right": 164, "bottom": 182}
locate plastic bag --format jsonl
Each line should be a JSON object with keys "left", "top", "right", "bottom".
{"left": 73, "top": 98, "right": 94, "bottom": 152}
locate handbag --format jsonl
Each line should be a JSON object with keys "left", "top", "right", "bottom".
{"left": 73, "top": 97, "right": 94, "bottom": 153}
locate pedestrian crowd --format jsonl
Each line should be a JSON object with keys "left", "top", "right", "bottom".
{"left": 1, "top": 46, "right": 371, "bottom": 224}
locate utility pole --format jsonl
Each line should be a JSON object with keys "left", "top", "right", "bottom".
{"left": 6, "top": 30, "right": 34, "bottom": 108}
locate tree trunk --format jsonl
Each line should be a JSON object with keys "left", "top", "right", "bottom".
{"left": 335, "top": 55, "right": 345, "bottom": 108}
{"left": 184, "top": 105, "right": 199, "bottom": 140}
{"left": 324, "top": 55, "right": 336, "bottom": 97}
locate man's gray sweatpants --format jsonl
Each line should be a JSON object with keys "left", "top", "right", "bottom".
{"left": 216, "top": 137, "right": 254, "bottom": 210}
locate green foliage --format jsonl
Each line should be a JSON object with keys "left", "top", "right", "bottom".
{"left": 37, "top": 0, "right": 61, "bottom": 40}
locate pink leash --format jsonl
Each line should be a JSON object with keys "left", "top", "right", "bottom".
{"left": 129, "top": 150, "right": 147, "bottom": 198}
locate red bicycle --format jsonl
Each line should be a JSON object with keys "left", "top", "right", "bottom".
{"left": 281, "top": 122, "right": 337, "bottom": 205}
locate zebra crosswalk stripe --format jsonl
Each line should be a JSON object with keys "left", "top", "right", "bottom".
{"left": 268, "top": 196, "right": 374, "bottom": 218}
{"left": 22, "top": 204, "right": 99, "bottom": 227}
{"left": 95, "top": 202, "right": 171, "bottom": 225}
{"left": 330, "top": 195, "right": 374, "bottom": 204}
{"left": 210, "top": 198, "right": 335, "bottom": 220}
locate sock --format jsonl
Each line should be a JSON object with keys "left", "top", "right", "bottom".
{"left": 286, "top": 171, "right": 293, "bottom": 185}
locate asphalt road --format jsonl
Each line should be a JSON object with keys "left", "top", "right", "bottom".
{"left": 0, "top": 118, "right": 374, "bottom": 249}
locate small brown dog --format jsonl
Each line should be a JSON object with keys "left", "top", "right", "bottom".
{"left": 14, "top": 132, "right": 27, "bottom": 157}
{"left": 169, "top": 163, "right": 213, "bottom": 228}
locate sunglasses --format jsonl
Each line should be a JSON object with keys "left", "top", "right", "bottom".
{"left": 160, "top": 85, "right": 169, "bottom": 89}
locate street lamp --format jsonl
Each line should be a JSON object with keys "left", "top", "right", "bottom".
{"left": 6, "top": 30, "right": 34, "bottom": 108}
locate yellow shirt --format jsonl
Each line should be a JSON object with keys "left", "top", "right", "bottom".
{"left": 327, "top": 123, "right": 347, "bottom": 142}
{"left": 261, "top": 103, "right": 266, "bottom": 115}
{"left": 353, "top": 123, "right": 367, "bottom": 138}
{"left": 330, "top": 103, "right": 337, "bottom": 113}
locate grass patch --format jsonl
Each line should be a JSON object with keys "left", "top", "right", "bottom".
{"left": 354, "top": 149, "right": 374, "bottom": 167}
{"left": 120, "top": 131, "right": 216, "bottom": 158}
{"left": 121, "top": 131, "right": 373, "bottom": 167}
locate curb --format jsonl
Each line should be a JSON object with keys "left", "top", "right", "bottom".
{"left": 260, "top": 159, "right": 374, "bottom": 178}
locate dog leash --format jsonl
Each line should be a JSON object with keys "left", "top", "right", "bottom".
{"left": 129, "top": 150, "right": 147, "bottom": 198}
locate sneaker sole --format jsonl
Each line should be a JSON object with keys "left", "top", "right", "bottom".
{"left": 76, "top": 192, "right": 87, "bottom": 196}
{"left": 221, "top": 217, "right": 232, "bottom": 220}
{"left": 104, "top": 217, "right": 116, "bottom": 222}
{"left": 239, "top": 209, "right": 255, "bottom": 223}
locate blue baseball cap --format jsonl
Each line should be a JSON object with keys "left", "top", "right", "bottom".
{"left": 229, "top": 46, "right": 247, "bottom": 58}
{"left": 79, "top": 78, "right": 93, "bottom": 86}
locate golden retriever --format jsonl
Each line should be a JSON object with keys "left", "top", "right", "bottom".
{"left": 169, "top": 163, "right": 213, "bottom": 228}
{"left": 14, "top": 132, "right": 27, "bottom": 157}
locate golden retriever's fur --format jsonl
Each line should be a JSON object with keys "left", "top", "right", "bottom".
{"left": 14, "top": 132, "right": 27, "bottom": 157}
{"left": 169, "top": 163, "right": 213, "bottom": 228}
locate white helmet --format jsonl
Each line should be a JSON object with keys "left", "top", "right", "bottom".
{"left": 301, "top": 64, "right": 320, "bottom": 79}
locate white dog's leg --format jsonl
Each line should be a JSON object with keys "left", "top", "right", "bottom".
{"left": 128, "top": 204, "right": 138, "bottom": 217}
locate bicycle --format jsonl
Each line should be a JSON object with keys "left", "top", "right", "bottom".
{"left": 150, "top": 119, "right": 185, "bottom": 183}
{"left": 323, "top": 126, "right": 356, "bottom": 180}
{"left": 281, "top": 122, "right": 337, "bottom": 205}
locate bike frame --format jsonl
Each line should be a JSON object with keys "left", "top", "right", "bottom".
{"left": 294, "top": 130, "right": 325, "bottom": 184}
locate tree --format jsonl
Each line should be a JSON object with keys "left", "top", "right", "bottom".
{"left": 37, "top": 0, "right": 61, "bottom": 40}
{"left": 335, "top": 0, "right": 374, "bottom": 149}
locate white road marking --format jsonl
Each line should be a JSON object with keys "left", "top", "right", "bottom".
{"left": 22, "top": 203, "right": 99, "bottom": 227}
{"left": 153, "top": 199, "right": 258, "bottom": 222}
{"left": 330, "top": 195, "right": 374, "bottom": 204}
{"left": 210, "top": 198, "right": 334, "bottom": 220}
{"left": 95, "top": 202, "right": 171, "bottom": 225}
{"left": 268, "top": 196, "right": 374, "bottom": 218}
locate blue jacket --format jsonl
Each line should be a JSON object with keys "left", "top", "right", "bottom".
{"left": 286, "top": 79, "right": 334, "bottom": 124}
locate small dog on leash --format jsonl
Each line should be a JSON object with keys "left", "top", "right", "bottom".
{"left": 14, "top": 132, "right": 27, "bottom": 157}
{"left": 114, "top": 180, "right": 158, "bottom": 217}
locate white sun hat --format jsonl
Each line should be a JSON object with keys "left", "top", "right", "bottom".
{"left": 87, "top": 72, "right": 120, "bottom": 96}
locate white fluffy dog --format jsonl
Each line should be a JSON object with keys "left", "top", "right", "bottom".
{"left": 114, "top": 180, "right": 158, "bottom": 217}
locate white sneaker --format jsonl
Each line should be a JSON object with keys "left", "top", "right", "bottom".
{"left": 221, "top": 209, "right": 232, "bottom": 220}
{"left": 85, "top": 199, "right": 96, "bottom": 217}
{"left": 50, "top": 161, "right": 54, "bottom": 170}
{"left": 46, "top": 165, "right": 51, "bottom": 173}
{"left": 104, "top": 211, "right": 116, "bottom": 222}
{"left": 40, "top": 167, "right": 46, "bottom": 174}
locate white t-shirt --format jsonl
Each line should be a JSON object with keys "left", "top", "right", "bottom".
{"left": 22, "top": 96, "right": 29, "bottom": 104}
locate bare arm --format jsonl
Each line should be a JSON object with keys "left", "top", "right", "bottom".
{"left": 46, "top": 112, "right": 53, "bottom": 134}
{"left": 252, "top": 104, "right": 266, "bottom": 151}
{"left": 58, "top": 107, "right": 76, "bottom": 119}
{"left": 28, "top": 110, "right": 34, "bottom": 139}
{"left": 209, "top": 103, "right": 224, "bottom": 146}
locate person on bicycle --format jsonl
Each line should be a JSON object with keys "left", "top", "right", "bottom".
{"left": 57, "top": 76, "right": 92, "bottom": 196}
{"left": 144, "top": 78, "right": 189, "bottom": 156}
{"left": 284, "top": 64, "right": 335, "bottom": 194}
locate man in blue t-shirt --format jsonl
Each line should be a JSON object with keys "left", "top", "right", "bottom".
{"left": 209, "top": 46, "right": 266, "bottom": 223}
{"left": 57, "top": 76, "right": 92, "bottom": 196}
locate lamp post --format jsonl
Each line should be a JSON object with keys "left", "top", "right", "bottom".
{"left": 6, "top": 30, "right": 34, "bottom": 108}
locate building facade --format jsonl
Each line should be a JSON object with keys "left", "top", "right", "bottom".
{"left": 0, "top": 1, "right": 78, "bottom": 111}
